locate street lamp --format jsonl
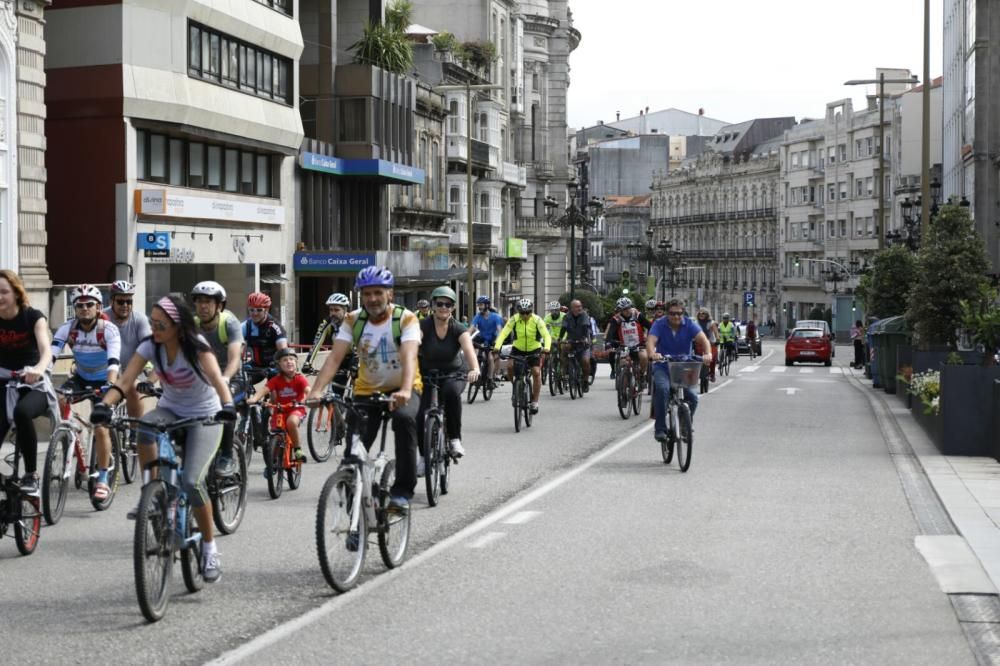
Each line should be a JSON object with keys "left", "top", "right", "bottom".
{"left": 544, "top": 179, "right": 604, "bottom": 299}
{"left": 888, "top": 178, "right": 943, "bottom": 251}
{"left": 844, "top": 73, "right": 919, "bottom": 250}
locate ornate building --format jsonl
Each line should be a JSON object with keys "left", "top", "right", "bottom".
{"left": 650, "top": 121, "right": 788, "bottom": 324}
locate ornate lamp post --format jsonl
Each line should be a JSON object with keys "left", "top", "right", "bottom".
{"left": 544, "top": 179, "right": 603, "bottom": 299}
{"left": 887, "top": 179, "right": 945, "bottom": 251}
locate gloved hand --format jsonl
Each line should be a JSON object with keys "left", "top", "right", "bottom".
{"left": 137, "top": 381, "right": 157, "bottom": 396}
{"left": 90, "top": 403, "right": 113, "bottom": 425}
{"left": 216, "top": 402, "right": 238, "bottom": 422}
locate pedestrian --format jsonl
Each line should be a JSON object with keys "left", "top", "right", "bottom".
{"left": 851, "top": 319, "right": 865, "bottom": 369}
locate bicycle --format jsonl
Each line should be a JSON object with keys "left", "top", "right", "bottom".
{"left": 653, "top": 356, "right": 701, "bottom": 472}
{"left": 42, "top": 384, "right": 122, "bottom": 523}
{"left": 547, "top": 347, "right": 564, "bottom": 397}
{"left": 305, "top": 358, "right": 358, "bottom": 462}
{"left": 421, "top": 370, "right": 467, "bottom": 507}
{"left": 230, "top": 365, "right": 264, "bottom": 467}
{"left": 260, "top": 400, "right": 305, "bottom": 500}
{"left": 0, "top": 376, "right": 42, "bottom": 555}
{"left": 504, "top": 350, "right": 542, "bottom": 433}
{"left": 614, "top": 346, "right": 643, "bottom": 420}
{"left": 718, "top": 341, "right": 735, "bottom": 376}
{"left": 561, "top": 341, "right": 588, "bottom": 400}
{"left": 114, "top": 413, "right": 220, "bottom": 622}
{"left": 466, "top": 341, "right": 495, "bottom": 404}
{"left": 314, "top": 393, "right": 411, "bottom": 593}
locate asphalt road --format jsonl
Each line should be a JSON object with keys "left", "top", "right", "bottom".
{"left": 1, "top": 343, "right": 976, "bottom": 664}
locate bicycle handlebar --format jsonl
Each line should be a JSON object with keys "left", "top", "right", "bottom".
{"left": 422, "top": 370, "right": 470, "bottom": 385}
{"left": 112, "top": 415, "right": 219, "bottom": 432}
{"left": 652, "top": 354, "right": 704, "bottom": 364}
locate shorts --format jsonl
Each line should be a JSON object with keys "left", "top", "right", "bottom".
{"left": 280, "top": 406, "right": 307, "bottom": 422}
{"left": 561, "top": 340, "right": 592, "bottom": 361}
{"left": 60, "top": 374, "right": 104, "bottom": 395}
{"left": 510, "top": 348, "right": 543, "bottom": 368}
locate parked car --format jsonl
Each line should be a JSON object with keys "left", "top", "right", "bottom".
{"left": 793, "top": 319, "right": 835, "bottom": 357}
{"left": 785, "top": 327, "right": 832, "bottom": 366}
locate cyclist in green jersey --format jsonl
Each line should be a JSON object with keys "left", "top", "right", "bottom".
{"left": 718, "top": 312, "right": 737, "bottom": 363}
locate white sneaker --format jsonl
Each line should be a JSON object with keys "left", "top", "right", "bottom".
{"left": 416, "top": 457, "right": 426, "bottom": 477}
{"left": 449, "top": 439, "right": 465, "bottom": 458}
{"left": 202, "top": 550, "right": 221, "bottom": 583}
{"left": 529, "top": 402, "right": 539, "bottom": 414}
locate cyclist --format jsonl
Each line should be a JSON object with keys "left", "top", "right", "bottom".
{"left": 192, "top": 281, "right": 243, "bottom": 476}
{"left": 92, "top": 294, "right": 236, "bottom": 583}
{"left": 559, "top": 299, "right": 593, "bottom": 393}
{"left": 718, "top": 312, "right": 737, "bottom": 365}
{"left": 605, "top": 297, "right": 649, "bottom": 386}
{"left": 695, "top": 307, "right": 720, "bottom": 382}
{"left": 543, "top": 301, "right": 565, "bottom": 340}
{"left": 306, "top": 266, "right": 422, "bottom": 513}
{"left": 493, "top": 298, "right": 551, "bottom": 414}
{"left": 415, "top": 299, "right": 431, "bottom": 320}
{"left": 51, "top": 284, "right": 121, "bottom": 502}
{"left": 417, "top": 286, "right": 480, "bottom": 467}
{"left": 242, "top": 292, "right": 287, "bottom": 385}
{"left": 605, "top": 303, "right": 622, "bottom": 379}
{"left": 0, "top": 270, "right": 57, "bottom": 492}
{"left": 646, "top": 298, "right": 713, "bottom": 443}
{"left": 644, "top": 299, "right": 659, "bottom": 321}
{"left": 745, "top": 317, "right": 758, "bottom": 358}
{"left": 469, "top": 295, "right": 504, "bottom": 382}
{"left": 302, "top": 293, "right": 353, "bottom": 435}
{"left": 247, "top": 347, "right": 309, "bottom": 463}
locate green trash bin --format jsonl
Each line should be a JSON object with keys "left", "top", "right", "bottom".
{"left": 873, "top": 315, "right": 910, "bottom": 395}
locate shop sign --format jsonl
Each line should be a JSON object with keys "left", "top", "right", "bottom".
{"left": 135, "top": 189, "right": 283, "bottom": 225}
{"left": 293, "top": 252, "right": 376, "bottom": 272}
{"left": 147, "top": 247, "right": 196, "bottom": 264}
{"left": 505, "top": 238, "right": 527, "bottom": 260}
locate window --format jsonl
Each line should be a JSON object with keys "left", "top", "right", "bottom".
{"left": 828, "top": 220, "right": 835, "bottom": 238}
{"left": 241, "top": 152, "right": 254, "bottom": 194}
{"left": 189, "top": 143, "right": 204, "bottom": 187}
{"left": 532, "top": 72, "right": 539, "bottom": 92}
{"left": 431, "top": 142, "right": 440, "bottom": 202}
{"left": 224, "top": 148, "right": 238, "bottom": 192}
{"left": 839, "top": 219, "right": 847, "bottom": 237}
{"left": 838, "top": 144, "right": 847, "bottom": 162}
{"left": 255, "top": 155, "right": 270, "bottom": 196}
{"left": 169, "top": 139, "right": 184, "bottom": 185}
{"left": 828, "top": 146, "right": 836, "bottom": 164}
{"left": 480, "top": 192, "right": 490, "bottom": 223}
{"left": 207, "top": 145, "right": 222, "bottom": 190}
{"left": 252, "top": 0, "right": 292, "bottom": 16}
{"left": 187, "top": 22, "right": 292, "bottom": 104}
{"left": 338, "top": 98, "right": 368, "bottom": 142}
{"left": 827, "top": 184, "right": 835, "bottom": 201}
{"left": 865, "top": 177, "right": 873, "bottom": 196}
{"left": 449, "top": 187, "right": 461, "bottom": 217}
{"left": 448, "top": 100, "right": 460, "bottom": 135}
{"left": 855, "top": 178, "right": 864, "bottom": 198}
{"left": 136, "top": 129, "right": 147, "bottom": 179}
{"left": 839, "top": 181, "right": 847, "bottom": 200}
{"left": 479, "top": 112, "right": 488, "bottom": 142}
{"left": 791, "top": 152, "right": 800, "bottom": 167}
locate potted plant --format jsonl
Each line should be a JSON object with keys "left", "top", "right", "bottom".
{"left": 903, "top": 369, "right": 943, "bottom": 447}
{"left": 347, "top": 0, "right": 415, "bottom": 75}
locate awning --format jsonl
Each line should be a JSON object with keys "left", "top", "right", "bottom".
{"left": 260, "top": 273, "right": 290, "bottom": 284}
{"left": 299, "top": 151, "right": 425, "bottom": 186}
{"left": 394, "top": 267, "right": 489, "bottom": 287}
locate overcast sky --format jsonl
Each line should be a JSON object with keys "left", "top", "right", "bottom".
{"left": 567, "top": 0, "right": 945, "bottom": 129}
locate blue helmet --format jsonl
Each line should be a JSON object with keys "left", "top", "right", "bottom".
{"left": 355, "top": 266, "right": 394, "bottom": 289}
{"left": 476, "top": 296, "right": 490, "bottom": 305}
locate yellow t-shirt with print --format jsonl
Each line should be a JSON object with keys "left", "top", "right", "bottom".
{"left": 336, "top": 307, "right": 423, "bottom": 396}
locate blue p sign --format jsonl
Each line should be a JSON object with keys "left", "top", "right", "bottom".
{"left": 744, "top": 291, "right": 755, "bottom": 307}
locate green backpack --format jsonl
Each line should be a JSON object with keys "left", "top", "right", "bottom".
{"left": 352, "top": 305, "right": 405, "bottom": 348}
{"left": 195, "top": 310, "right": 237, "bottom": 345}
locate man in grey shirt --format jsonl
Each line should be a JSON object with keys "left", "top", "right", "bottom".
{"left": 105, "top": 280, "right": 152, "bottom": 441}
{"left": 192, "top": 280, "right": 244, "bottom": 475}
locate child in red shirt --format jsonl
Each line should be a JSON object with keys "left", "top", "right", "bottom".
{"left": 248, "top": 347, "right": 309, "bottom": 462}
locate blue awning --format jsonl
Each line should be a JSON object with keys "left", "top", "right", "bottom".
{"left": 299, "top": 151, "right": 425, "bottom": 186}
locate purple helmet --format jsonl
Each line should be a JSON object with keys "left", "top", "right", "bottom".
{"left": 355, "top": 265, "right": 394, "bottom": 289}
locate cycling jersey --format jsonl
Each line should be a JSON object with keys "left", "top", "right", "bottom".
{"left": 718, "top": 321, "right": 736, "bottom": 343}
{"left": 104, "top": 308, "right": 151, "bottom": 369}
{"left": 543, "top": 312, "right": 566, "bottom": 340}
{"left": 606, "top": 314, "right": 646, "bottom": 348}
{"left": 242, "top": 315, "right": 287, "bottom": 368}
{"left": 470, "top": 310, "right": 504, "bottom": 344}
{"left": 52, "top": 318, "right": 122, "bottom": 382}
{"left": 493, "top": 314, "right": 552, "bottom": 354}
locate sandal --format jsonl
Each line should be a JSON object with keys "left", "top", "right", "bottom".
{"left": 93, "top": 482, "right": 110, "bottom": 501}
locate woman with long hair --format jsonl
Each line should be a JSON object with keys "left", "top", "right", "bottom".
{"left": 92, "top": 294, "right": 235, "bottom": 582}
{"left": 0, "top": 269, "right": 57, "bottom": 491}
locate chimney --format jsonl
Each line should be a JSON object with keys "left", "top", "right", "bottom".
{"left": 616, "top": 110, "right": 620, "bottom": 121}
{"left": 866, "top": 94, "right": 878, "bottom": 111}
{"left": 645, "top": 106, "right": 649, "bottom": 114}
{"left": 598, "top": 120, "right": 603, "bottom": 125}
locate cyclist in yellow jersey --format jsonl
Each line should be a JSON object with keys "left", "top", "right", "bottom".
{"left": 415, "top": 299, "right": 431, "bottom": 320}
{"left": 493, "top": 298, "right": 551, "bottom": 414}
{"left": 718, "top": 312, "right": 737, "bottom": 363}
{"left": 543, "top": 301, "right": 565, "bottom": 339}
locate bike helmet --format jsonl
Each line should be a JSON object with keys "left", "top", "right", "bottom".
{"left": 355, "top": 266, "right": 394, "bottom": 289}
{"left": 430, "top": 286, "right": 458, "bottom": 303}
{"left": 247, "top": 292, "right": 272, "bottom": 309}
{"left": 616, "top": 297, "right": 633, "bottom": 310}
{"left": 722, "top": 312, "right": 731, "bottom": 319}
{"left": 645, "top": 299, "right": 657, "bottom": 309}
{"left": 416, "top": 299, "right": 430, "bottom": 308}
{"left": 547, "top": 300, "right": 561, "bottom": 311}
{"left": 70, "top": 284, "right": 103, "bottom": 305}
{"left": 476, "top": 295, "right": 491, "bottom": 305}
{"left": 516, "top": 298, "right": 533, "bottom": 313}
{"left": 274, "top": 347, "right": 298, "bottom": 361}
{"left": 192, "top": 280, "right": 227, "bottom": 302}
{"left": 110, "top": 280, "right": 135, "bottom": 295}
{"left": 325, "top": 292, "right": 350, "bottom": 307}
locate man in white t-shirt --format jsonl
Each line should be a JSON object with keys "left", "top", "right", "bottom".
{"left": 307, "top": 266, "right": 421, "bottom": 513}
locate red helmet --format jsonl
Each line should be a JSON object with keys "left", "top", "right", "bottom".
{"left": 247, "top": 292, "right": 272, "bottom": 309}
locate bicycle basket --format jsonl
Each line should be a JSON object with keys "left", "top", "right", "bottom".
{"left": 667, "top": 362, "right": 702, "bottom": 389}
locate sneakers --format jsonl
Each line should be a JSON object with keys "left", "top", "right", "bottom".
{"left": 529, "top": 402, "right": 539, "bottom": 414}
{"left": 92, "top": 481, "right": 110, "bottom": 501}
{"left": 126, "top": 504, "right": 139, "bottom": 520}
{"left": 18, "top": 473, "right": 38, "bottom": 494}
{"left": 654, "top": 431, "right": 668, "bottom": 443}
{"left": 448, "top": 439, "right": 465, "bottom": 458}
{"left": 416, "top": 457, "right": 426, "bottom": 477}
{"left": 582, "top": 383, "right": 589, "bottom": 393}
{"left": 215, "top": 455, "right": 236, "bottom": 477}
{"left": 293, "top": 448, "right": 307, "bottom": 463}
{"left": 387, "top": 495, "right": 410, "bottom": 514}
{"left": 202, "top": 550, "right": 221, "bottom": 583}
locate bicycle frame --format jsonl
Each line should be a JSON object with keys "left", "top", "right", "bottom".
{"left": 335, "top": 395, "right": 394, "bottom": 538}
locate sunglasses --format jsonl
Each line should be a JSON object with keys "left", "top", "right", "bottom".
{"left": 150, "top": 319, "right": 172, "bottom": 331}
{"left": 74, "top": 302, "right": 98, "bottom": 310}
{"left": 433, "top": 301, "right": 454, "bottom": 309}
{"left": 667, "top": 311, "right": 684, "bottom": 316}
{"left": 249, "top": 307, "right": 267, "bottom": 313}
{"left": 114, "top": 299, "right": 134, "bottom": 306}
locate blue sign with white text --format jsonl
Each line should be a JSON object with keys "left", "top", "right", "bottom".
{"left": 293, "top": 252, "right": 376, "bottom": 272}
{"left": 744, "top": 291, "right": 755, "bottom": 307}
{"left": 137, "top": 232, "right": 170, "bottom": 251}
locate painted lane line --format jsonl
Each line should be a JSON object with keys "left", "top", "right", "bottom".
{"left": 770, "top": 367, "right": 787, "bottom": 373}
{"left": 799, "top": 368, "right": 814, "bottom": 374}
{"left": 739, "top": 365, "right": 760, "bottom": 373}
{"left": 706, "top": 378, "right": 735, "bottom": 394}
{"left": 209, "top": 416, "right": 658, "bottom": 665}
{"left": 468, "top": 532, "right": 507, "bottom": 549}
{"left": 829, "top": 367, "right": 844, "bottom": 375}
{"left": 503, "top": 510, "right": 542, "bottom": 525}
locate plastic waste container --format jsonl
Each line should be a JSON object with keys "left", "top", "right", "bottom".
{"left": 873, "top": 315, "right": 910, "bottom": 395}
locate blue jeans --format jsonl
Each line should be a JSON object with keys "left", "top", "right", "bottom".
{"left": 652, "top": 364, "right": 698, "bottom": 436}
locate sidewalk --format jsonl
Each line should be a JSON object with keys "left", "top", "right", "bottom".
{"left": 850, "top": 364, "right": 1000, "bottom": 594}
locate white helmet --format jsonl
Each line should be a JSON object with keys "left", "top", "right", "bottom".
{"left": 191, "top": 280, "right": 227, "bottom": 303}
{"left": 326, "top": 293, "right": 350, "bottom": 307}
{"left": 645, "top": 299, "right": 657, "bottom": 309}
{"left": 616, "top": 297, "right": 633, "bottom": 310}
{"left": 110, "top": 280, "right": 135, "bottom": 295}
{"left": 547, "top": 300, "right": 561, "bottom": 311}
{"left": 70, "top": 284, "right": 103, "bottom": 305}
{"left": 517, "top": 298, "right": 533, "bottom": 313}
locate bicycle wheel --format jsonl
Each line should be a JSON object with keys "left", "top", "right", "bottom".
{"left": 212, "top": 443, "right": 247, "bottom": 535}
{"left": 548, "top": 360, "right": 558, "bottom": 396}
{"left": 287, "top": 459, "right": 302, "bottom": 490}
{"left": 482, "top": 373, "right": 494, "bottom": 401}
{"left": 440, "top": 442, "right": 451, "bottom": 496}
{"left": 523, "top": 380, "right": 533, "bottom": 428}
{"left": 378, "top": 460, "right": 410, "bottom": 569}
{"left": 676, "top": 402, "right": 693, "bottom": 472}
{"left": 120, "top": 425, "right": 139, "bottom": 485}
{"left": 134, "top": 480, "right": 173, "bottom": 622}
{"left": 423, "top": 414, "right": 443, "bottom": 507}
{"left": 89, "top": 428, "right": 120, "bottom": 511}
{"left": 631, "top": 372, "right": 643, "bottom": 416}
{"left": 265, "top": 435, "right": 284, "bottom": 499}
{"left": 234, "top": 412, "right": 252, "bottom": 467}
{"left": 180, "top": 505, "right": 205, "bottom": 593}
{"left": 467, "top": 376, "right": 479, "bottom": 404}
{"left": 617, "top": 367, "right": 632, "bottom": 419}
{"left": 568, "top": 361, "right": 579, "bottom": 400}
{"left": 513, "top": 378, "right": 522, "bottom": 433}
{"left": 307, "top": 406, "right": 335, "bottom": 462}
{"left": 316, "top": 469, "right": 366, "bottom": 593}
{"left": 14, "top": 496, "right": 41, "bottom": 555}
{"left": 42, "top": 429, "right": 71, "bottom": 525}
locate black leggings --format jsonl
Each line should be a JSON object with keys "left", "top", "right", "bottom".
{"left": 416, "top": 377, "right": 465, "bottom": 454}
{"left": 0, "top": 386, "right": 49, "bottom": 475}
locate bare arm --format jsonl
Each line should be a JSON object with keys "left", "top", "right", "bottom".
{"left": 645, "top": 332, "right": 658, "bottom": 360}
{"left": 223, "top": 340, "right": 242, "bottom": 380}
{"left": 694, "top": 331, "right": 712, "bottom": 364}
{"left": 101, "top": 354, "right": 151, "bottom": 407}
{"left": 391, "top": 339, "right": 419, "bottom": 408}
{"left": 26, "top": 317, "right": 53, "bottom": 384}
{"left": 458, "top": 331, "right": 480, "bottom": 381}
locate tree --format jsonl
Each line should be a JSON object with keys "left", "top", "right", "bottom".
{"left": 349, "top": 0, "right": 414, "bottom": 75}
{"left": 906, "top": 204, "right": 991, "bottom": 349}
{"left": 559, "top": 289, "right": 603, "bottom": 323}
{"left": 855, "top": 245, "right": 918, "bottom": 318}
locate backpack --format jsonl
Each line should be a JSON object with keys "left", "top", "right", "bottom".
{"left": 352, "top": 305, "right": 405, "bottom": 348}
{"left": 68, "top": 317, "right": 107, "bottom": 350}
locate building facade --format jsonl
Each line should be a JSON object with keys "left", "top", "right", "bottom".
{"left": 889, "top": 77, "right": 943, "bottom": 234}
{"left": 46, "top": 0, "right": 303, "bottom": 332}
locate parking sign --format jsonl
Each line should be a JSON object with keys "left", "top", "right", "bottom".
{"left": 744, "top": 291, "right": 755, "bottom": 307}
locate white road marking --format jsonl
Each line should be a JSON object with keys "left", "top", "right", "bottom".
{"left": 503, "top": 510, "right": 542, "bottom": 525}
{"left": 799, "top": 368, "right": 814, "bottom": 374}
{"left": 739, "top": 365, "right": 760, "bottom": 373}
{"left": 770, "top": 367, "right": 787, "bottom": 373}
{"left": 777, "top": 387, "right": 802, "bottom": 396}
{"left": 467, "top": 532, "right": 507, "bottom": 549}
{"left": 829, "top": 367, "right": 843, "bottom": 374}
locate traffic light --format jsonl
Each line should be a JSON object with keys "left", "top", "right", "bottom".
{"left": 793, "top": 256, "right": 800, "bottom": 268}
{"left": 621, "top": 269, "right": 631, "bottom": 292}
{"left": 851, "top": 300, "right": 857, "bottom": 312}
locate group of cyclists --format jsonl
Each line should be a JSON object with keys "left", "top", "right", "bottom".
{"left": 0, "top": 262, "right": 732, "bottom": 591}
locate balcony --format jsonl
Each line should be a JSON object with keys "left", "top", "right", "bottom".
{"left": 515, "top": 217, "right": 562, "bottom": 239}
{"left": 502, "top": 161, "right": 527, "bottom": 187}
{"left": 590, "top": 256, "right": 605, "bottom": 267}
{"left": 446, "top": 136, "right": 492, "bottom": 168}
{"left": 448, "top": 222, "right": 498, "bottom": 249}
{"left": 782, "top": 276, "right": 822, "bottom": 289}
{"left": 532, "top": 160, "right": 554, "bottom": 179}
{"left": 784, "top": 239, "right": 824, "bottom": 253}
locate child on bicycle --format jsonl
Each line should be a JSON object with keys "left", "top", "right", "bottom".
{"left": 247, "top": 348, "right": 309, "bottom": 463}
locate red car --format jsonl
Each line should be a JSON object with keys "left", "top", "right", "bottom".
{"left": 785, "top": 327, "right": 832, "bottom": 366}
